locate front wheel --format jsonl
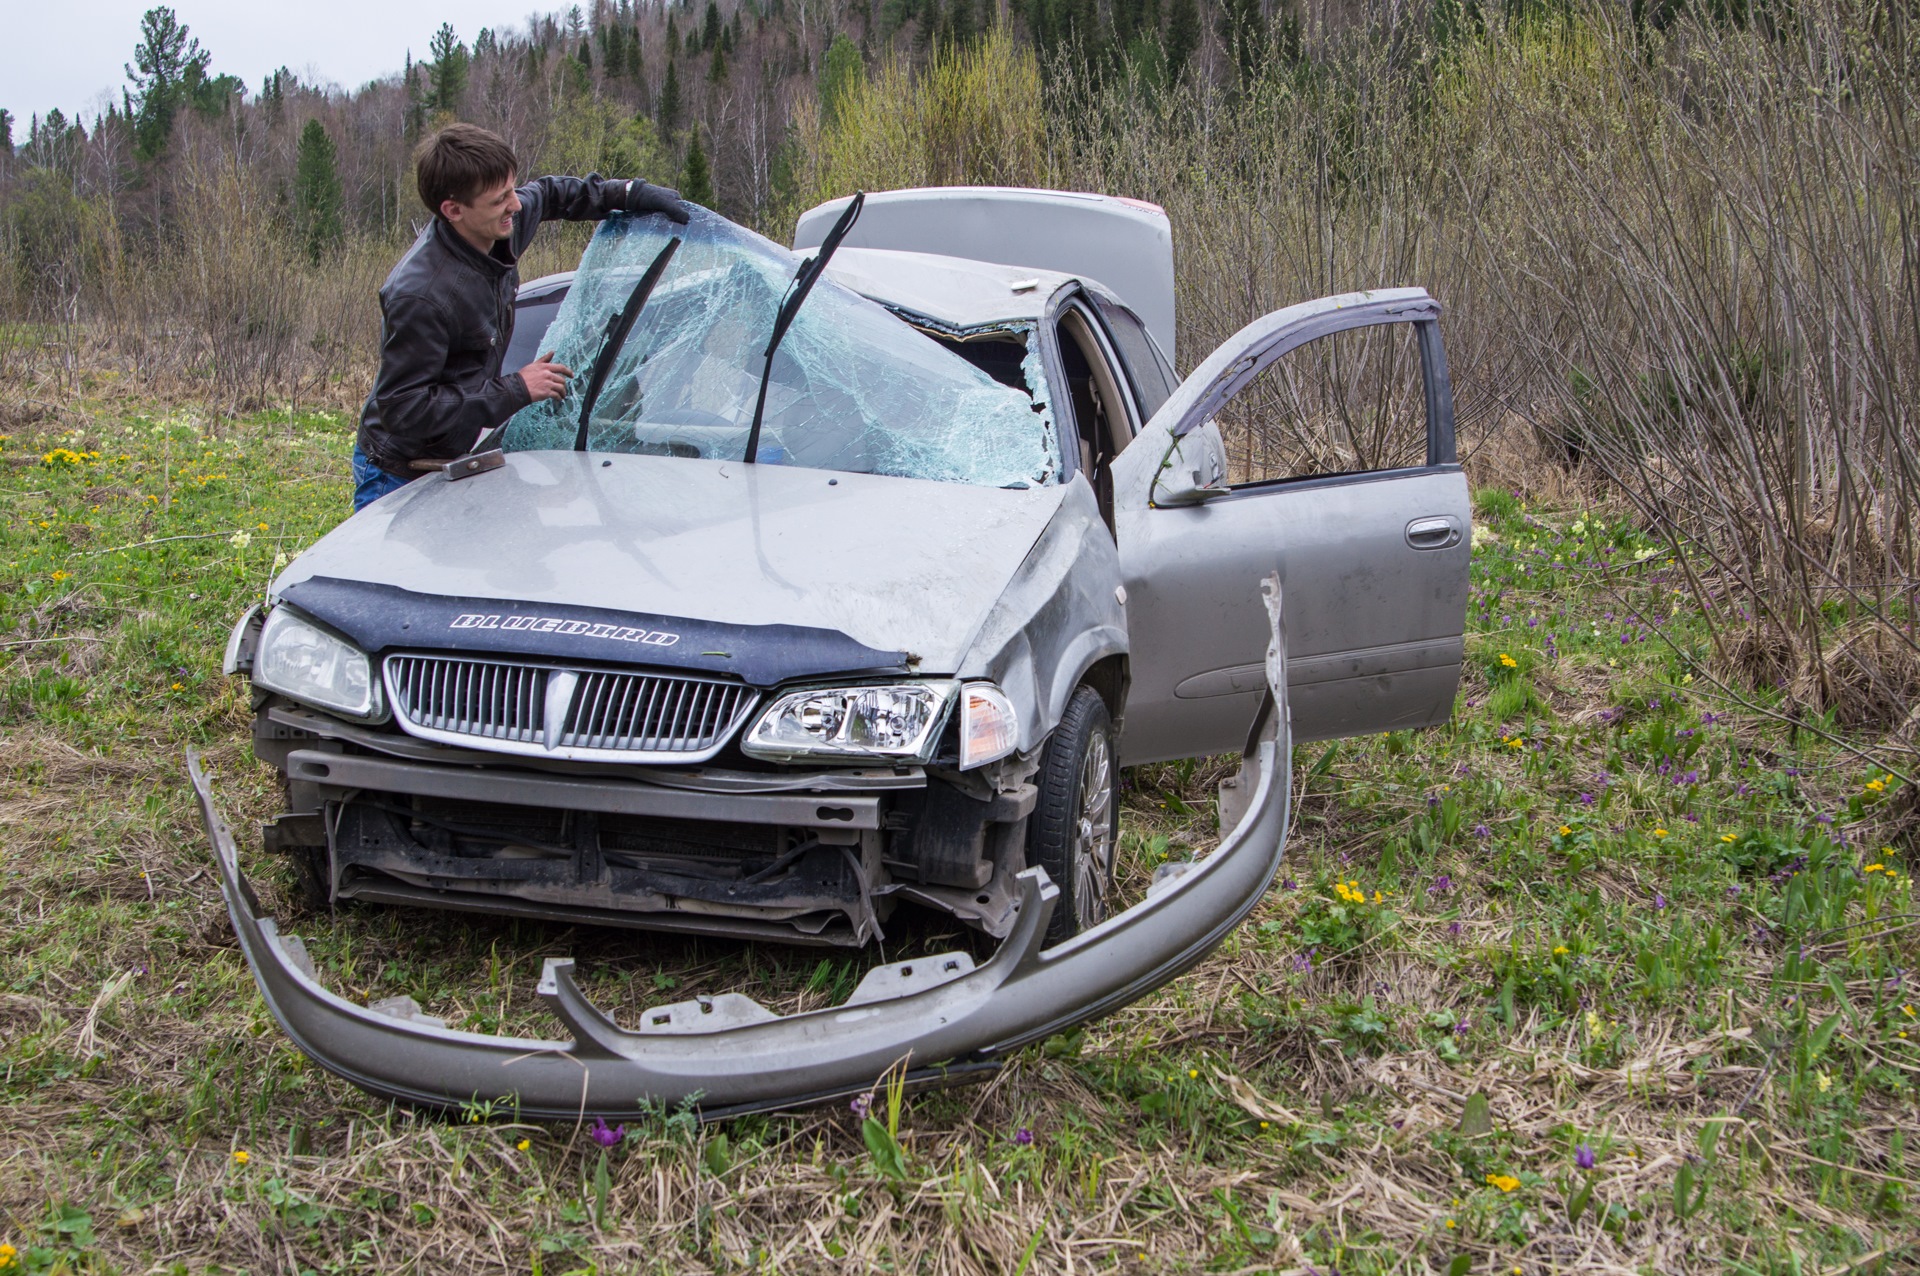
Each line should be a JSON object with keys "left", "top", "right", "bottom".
{"left": 1027, "top": 685, "right": 1119, "bottom": 944}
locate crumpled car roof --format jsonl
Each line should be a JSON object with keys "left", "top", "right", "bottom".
{"left": 818, "top": 247, "right": 1073, "bottom": 332}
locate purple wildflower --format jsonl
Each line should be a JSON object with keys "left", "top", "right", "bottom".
{"left": 850, "top": 1093, "right": 872, "bottom": 1119}
{"left": 1293, "top": 949, "right": 1317, "bottom": 974}
{"left": 1281, "top": 877, "right": 1298, "bottom": 891}
{"left": 1454, "top": 1018, "right": 1471, "bottom": 1035}
{"left": 1473, "top": 823, "right": 1492, "bottom": 839}
{"left": 1429, "top": 874, "right": 1455, "bottom": 897}
{"left": 1679, "top": 770, "right": 1699, "bottom": 786}
{"left": 1527, "top": 616, "right": 1539, "bottom": 628}
{"left": 1448, "top": 921, "right": 1464, "bottom": 938}
{"left": 1014, "top": 1128, "right": 1034, "bottom": 1146}
{"left": 1814, "top": 813, "right": 1834, "bottom": 825}
{"left": 590, "top": 1118, "right": 626, "bottom": 1148}
{"left": 1653, "top": 892, "right": 1668, "bottom": 910}
{"left": 1579, "top": 792, "right": 1595, "bottom": 805}
{"left": 1575, "top": 1143, "right": 1596, "bottom": 1171}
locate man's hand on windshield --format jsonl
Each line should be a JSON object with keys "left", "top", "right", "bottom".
{"left": 518, "top": 352, "right": 573, "bottom": 402}
{"left": 623, "top": 180, "right": 691, "bottom": 224}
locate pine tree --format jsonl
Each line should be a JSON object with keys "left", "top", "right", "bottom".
{"left": 708, "top": 44, "right": 728, "bottom": 81}
{"left": 0, "top": 109, "right": 13, "bottom": 158}
{"left": 293, "top": 118, "right": 345, "bottom": 262}
{"left": 125, "top": 5, "right": 212, "bottom": 159}
{"left": 818, "top": 34, "right": 863, "bottom": 128}
{"left": 680, "top": 124, "right": 713, "bottom": 205}
{"left": 1163, "top": 0, "right": 1199, "bottom": 77}
{"left": 475, "top": 27, "right": 498, "bottom": 58}
{"left": 666, "top": 14, "right": 680, "bottom": 57}
{"left": 403, "top": 50, "right": 428, "bottom": 138}
{"left": 428, "top": 23, "right": 469, "bottom": 114}
{"left": 702, "top": 1, "right": 723, "bottom": 49}
{"left": 658, "top": 57, "right": 682, "bottom": 132}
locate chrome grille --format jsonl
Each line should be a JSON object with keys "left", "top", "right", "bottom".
{"left": 387, "top": 655, "right": 548, "bottom": 744}
{"left": 383, "top": 654, "right": 758, "bottom": 763}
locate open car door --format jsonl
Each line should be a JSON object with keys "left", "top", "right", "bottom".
{"left": 1113, "top": 288, "right": 1471, "bottom": 763}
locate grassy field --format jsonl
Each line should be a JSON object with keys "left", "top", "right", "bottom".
{"left": 1, "top": 396, "right": 1915, "bottom": 1274}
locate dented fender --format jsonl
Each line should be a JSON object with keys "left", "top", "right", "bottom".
{"left": 187, "top": 579, "right": 1291, "bottom": 1119}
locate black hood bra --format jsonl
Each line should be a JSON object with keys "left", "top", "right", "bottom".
{"left": 279, "top": 576, "right": 909, "bottom": 688}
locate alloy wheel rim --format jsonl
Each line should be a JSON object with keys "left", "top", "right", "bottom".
{"left": 1071, "top": 730, "right": 1116, "bottom": 931}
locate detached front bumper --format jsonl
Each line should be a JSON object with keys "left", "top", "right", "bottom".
{"left": 189, "top": 581, "right": 1292, "bottom": 1119}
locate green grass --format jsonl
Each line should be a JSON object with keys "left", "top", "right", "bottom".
{"left": 0, "top": 404, "right": 1915, "bottom": 1273}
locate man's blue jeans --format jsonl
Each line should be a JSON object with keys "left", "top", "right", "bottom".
{"left": 352, "top": 447, "right": 412, "bottom": 511}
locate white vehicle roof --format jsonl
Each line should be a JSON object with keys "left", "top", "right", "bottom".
{"left": 795, "top": 187, "right": 1177, "bottom": 361}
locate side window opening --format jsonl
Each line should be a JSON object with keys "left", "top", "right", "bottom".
{"left": 1223, "top": 321, "right": 1431, "bottom": 488}
{"left": 1090, "top": 298, "right": 1173, "bottom": 422}
{"left": 1055, "top": 306, "right": 1134, "bottom": 530}
{"left": 504, "top": 292, "right": 567, "bottom": 374}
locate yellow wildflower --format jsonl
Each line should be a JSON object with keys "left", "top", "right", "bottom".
{"left": 1816, "top": 1072, "right": 1832, "bottom": 1093}
{"left": 1259, "top": 1121, "right": 1270, "bottom": 1130}
{"left": 1866, "top": 779, "right": 1886, "bottom": 793}
{"left": 1721, "top": 833, "right": 1737, "bottom": 843}
{"left": 1652, "top": 828, "right": 1669, "bottom": 838}
{"left": 1558, "top": 825, "right": 1572, "bottom": 837}
{"left": 256, "top": 521, "right": 269, "bottom": 530}
{"left": 1188, "top": 1068, "right": 1199, "bottom": 1079}
{"left": 170, "top": 683, "right": 183, "bottom": 691}
{"left": 232, "top": 1149, "right": 250, "bottom": 1164}
{"left": 1553, "top": 945, "right": 1570, "bottom": 956}
{"left": 1444, "top": 1219, "right": 1456, "bottom": 1228}
{"left": 1901, "top": 1005, "right": 1914, "bottom": 1018}
{"left": 1865, "top": 864, "right": 1886, "bottom": 873}
{"left": 0, "top": 1242, "right": 15, "bottom": 1268}
{"left": 1499, "top": 653, "right": 1518, "bottom": 668}
{"left": 1485, "top": 1173, "right": 1520, "bottom": 1192}
{"left": 50, "top": 570, "right": 69, "bottom": 582}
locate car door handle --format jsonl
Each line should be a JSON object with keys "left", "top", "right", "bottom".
{"left": 1405, "top": 516, "right": 1460, "bottom": 550}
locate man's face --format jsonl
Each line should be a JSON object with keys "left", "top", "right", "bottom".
{"left": 442, "top": 175, "right": 521, "bottom": 247}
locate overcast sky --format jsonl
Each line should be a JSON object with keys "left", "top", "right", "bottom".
{"left": 5, "top": 1, "right": 543, "bottom": 127}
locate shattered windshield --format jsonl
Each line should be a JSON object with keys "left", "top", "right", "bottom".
{"left": 502, "top": 210, "right": 1060, "bottom": 487}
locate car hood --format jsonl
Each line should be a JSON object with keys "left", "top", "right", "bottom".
{"left": 275, "top": 452, "right": 1066, "bottom": 682}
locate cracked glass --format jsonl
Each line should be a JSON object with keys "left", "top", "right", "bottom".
{"left": 502, "top": 209, "right": 1060, "bottom": 488}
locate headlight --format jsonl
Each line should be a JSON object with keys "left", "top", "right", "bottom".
{"left": 742, "top": 681, "right": 957, "bottom": 763}
{"left": 252, "top": 606, "right": 382, "bottom": 719}
{"left": 958, "top": 683, "right": 1019, "bottom": 769}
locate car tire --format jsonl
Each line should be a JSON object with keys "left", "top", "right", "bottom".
{"left": 1027, "top": 684, "right": 1119, "bottom": 945}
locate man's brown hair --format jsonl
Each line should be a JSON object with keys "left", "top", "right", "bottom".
{"left": 414, "top": 123, "right": 518, "bottom": 216}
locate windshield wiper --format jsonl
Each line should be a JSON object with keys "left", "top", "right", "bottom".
{"left": 571, "top": 236, "right": 682, "bottom": 451}
{"left": 742, "top": 191, "right": 865, "bottom": 464}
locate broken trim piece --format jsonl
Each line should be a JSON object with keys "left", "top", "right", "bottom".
{"left": 187, "top": 578, "right": 1291, "bottom": 1120}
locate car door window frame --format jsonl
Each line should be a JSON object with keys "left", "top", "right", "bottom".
{"left": 1130, "top": 291, "right": 1458, "bottom": 508}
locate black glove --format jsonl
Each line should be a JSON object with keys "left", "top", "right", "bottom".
{"left": 624, "top": 180, "right": 690, "bottom": 224}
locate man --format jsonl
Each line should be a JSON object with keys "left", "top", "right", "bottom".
{"left": 353, "top": 123, "right": 688, "bottom": 510}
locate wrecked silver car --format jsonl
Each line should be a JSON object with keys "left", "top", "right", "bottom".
{"left": 193, "top": 188, "right": 1471, "bottom": 1115}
